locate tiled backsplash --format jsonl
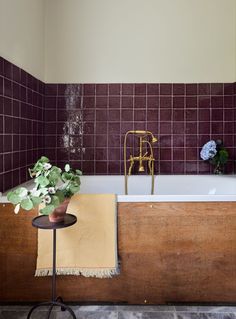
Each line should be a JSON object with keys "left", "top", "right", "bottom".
{"left": 44, "top": 82, "right": 235, "bottom": 176}
{"left": 0, "top": 57, "right": 45, "bottom": 192}
{"left": 0, "top": 56, "right": 236, "bottom": 192}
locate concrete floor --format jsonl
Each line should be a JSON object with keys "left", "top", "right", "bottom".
{"left": 0, "top": 305, "right": 236, "bottom": 319}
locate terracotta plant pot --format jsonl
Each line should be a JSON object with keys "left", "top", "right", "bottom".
{"left": 48, "top": 198, "right": 70, "bottom": 223}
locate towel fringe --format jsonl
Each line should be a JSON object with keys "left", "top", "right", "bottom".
{"left": 35, "top": 267, "right": 119, "bottom": 278}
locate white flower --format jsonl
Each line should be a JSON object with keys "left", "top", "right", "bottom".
{"left": 200, "top": 140, "right": 217, "bottom": 160}
{"left": 30, "top": 188, "right": 41, "bottom": 197}
{"left": 14, "top": 203, "right": 20, "bottom": 214}
{"left": 65, "top": 164, "right": 70, "bottom": 172}
{"left": 43, "top": 163, "right": 52, "bottom": 170}
{"left": 48, "top": 187, "right": 56, "bottom": 194}
{"left": 44, "top": 195, "right": 51, "bottom": 204}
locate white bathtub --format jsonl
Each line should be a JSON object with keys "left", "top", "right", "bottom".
{"left": 1, "top": 175, "right": 236, "bottom": 202}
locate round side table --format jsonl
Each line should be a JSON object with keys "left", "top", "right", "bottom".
{"left": 27, "top": 213, "right": 77, "bottom": 319}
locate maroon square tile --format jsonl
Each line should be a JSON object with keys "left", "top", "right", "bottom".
{"left": 108, "top": 135, "right": 120, "bottom": 148}
{"left": 160, "top": 148, "right": 172, "bottom": 161}
{"left": 199, "top": 122, "right": 210, "bottom": 134}
{"left": 57, "top": 84, "right": 67, "bottom": 95}
{"left": 160, "top": 84, "right": 172, "bottom": 95}
{"left": 83, "top": 135, "right": 94, "bottom": 148}
{"left": 198, "top": 161, "right": 211, "bottom": 174}
{"left": 186, "top": 109, "right": 197, "bottom": 121}
{"left": 12, "top": 65, "right": 21, "bottom": 83}
{"left": 185, "top": 161, "right": 197, "bottom": 174}
{"left": 199, "top": 109, "right": 210, "bottom": 121}
{"left": 185, "top": 135, "right": 198, "bottom": 147}
{"left": 133, "top": 122, "right": 146, "bottom": 131}
{"left": 83, "top": 109, "right": 95, "bottom": 121}
{"left": 45, "top": 96, "right": 57, "bottom": 108}
{"left": 95, "top": 147, "right": 108, "bottom": 161}
{"left": 224, "top": 96, "right": 233, "bottom": 108}
{"left": 211, "top": 122, "right": 223, "bottom": 134}
{"left": 186, "top": 148, "right": 197, "bottom": 160}
{"left": 96, "top": 109, "right": 108, "bottom": 121}
{"left": 108, "top": 122, "right": 120, "bottom": 134}
{"left": 83, "top": 84, "right": 95, "bottom": 95}
{"left": 57, "top": 110, "right": 67, "bottom": 122}
{"left": 45, "top": 84, "right": 57, "bottom": 96}
{"left": 159, "top": 135, "right": 171, "bottom": 147}
{"left": 146, "top": 121, "right": 158, "bottom": 133}
{"left": 160, "top": 122, "right": 171, "bottom": 134}
{"left": 186, "top": 84, "right": 197, "bottom": 95}
{"left": 108, "top": 109, "right": 120, "bottom": 121}
{"left": 82, "top": 161, "right": 94, "bottom": 174}
{"left": 198, "top": 83, "right": 210, "bottom": 95}
{"left": 211, "top": 96, "right": 223, "bottom": 108}
{"left": 173, "top": 96, "right": 184, "bottom": 108}
{"left": 96, "top": 84, "right": 108, "bottom": 95}
{"left": 95, "top": 122, "right": 107, "bottom": 134}
{"left": 3, "top": 59, "right": 12, "bottom": 79}
{"left": 121, "top": 109, "right": 133, "bottom": 121}
{"left": 173, "top": 109, "right": 184, "bottom": 121}
{"left": 84, "top": 122, "right": 95, "bottom": 134}
{"left": 198, "top": 135, "right": 210, "bottom": 147}
{"left": 134, "top": 96, "right": 146, "bottom": 108}
{"left": 186, "top": 122, "right": 197, "bottom": 134}
{"left": 173, "top": 148, "right": 184, "bottom": 160}
{"left": 173, "top": 122, "right": 184, "bottom": 134}
{"left": 135, "top": 84, "right": 146, "bottom": 95}
{"left": 147, "top": 96, "right": 159, "bottom": 108}
{"left": 173, "top": 135, "right": 184, "bottom": 147}
{"left": 0, "top": 57, "right": 3, "bottom": 76}
{"left": 173, "top": 84, "right": 185, "bottom": 95}
{"left": 95, "top": 135, "right": 107, "bottom": 147}
{"left": 95, "top": 161, "right": 107, "bottom": 174}
{"left": 4, "top": 79, "right": 12, "bottom": 97}
{"left": 224, "top": 83, "right": 234, "bottom": 95}
{"left": 0, "top": 77, "right": 3, "bottom": 95}
{"left": 186, "top": 96, "right": 197, "bottom": 108}
{"left": 198, "top": 96, "right": 210, "bottom": 108}
{"left": 160, "top": 161, "right": 172, "bottom": 174}
{"left": 147, "top": 84, "right": 159, "bottom": 95}
{"left": 108, "top": 162, "right": 120, "bottom": 174}
{"left": 224, "top": 122, "right": 234, "bottom": 134}
{"left": 211, "top": 83, "right": 223, "bottom": 95}
{"left": 4, "top": 116, "right": 12, "bottom": 134}
{"left": 224, "top": 109, "right": 234, "bottom": 121}
{"left": 83, "top": 148, "right": 95, "bottom": 161}
{"left": 173, "top": 161, "right": 185, "bottom": 174}
{"left": 82, "top": 96, "right": 95, "bottom": 108}
{"left": 212, "top": 109, "right": 223, "bottom": 121}
{"left": 20, "top": 70, "right": 27, "bottom": 86}
{"left": 147, "top": 109, "right": 158, "bottom": 121}
{"left": 134, "top": 109, "right": 146, "bottom": 121}
{"left": 223, "top": 135, "right": 234, "bottom": 147}
{"left": 109, "top": 96, "right": 120, "bottom": 108}
{"left": 108, "top": 148, "right": 120, "bottom": 161}
{"left": 4, "top": 135, "right": 12, "bottom": 152}
{"left": 160, "top": 109, "right": 172, "bottom": 121}
{"left": 160, "top": 96, "right": 172, "bottom": 108}
{"left": 122, "top": 84, "right": 134, "bottom": 95}
{"left": 109, "top": 84, "right": 121, "bottom": 95}
{"left": 121, "top": 121, "right": 133, "bottom": 133}
{"left": 96, "top": 96, "right": 108, "bottom": 108}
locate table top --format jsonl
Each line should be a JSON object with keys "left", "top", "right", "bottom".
{"left": 32, "top": 214, "right": 77, "bottom": 230}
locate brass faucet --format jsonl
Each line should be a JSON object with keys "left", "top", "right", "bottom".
{"left": 124, "top": 130, "right": 158, "bottom": 195}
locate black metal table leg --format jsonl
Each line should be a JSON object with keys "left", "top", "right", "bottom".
{"left": 27, "top": 214, "right": 77, "bottom": 319}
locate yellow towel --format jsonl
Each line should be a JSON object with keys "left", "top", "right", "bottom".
{"left": 35, "top": 194, "right": 119, "bottom": 278}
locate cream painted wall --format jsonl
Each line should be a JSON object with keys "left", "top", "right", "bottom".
{"left": 45, "top": 0, "right": 236, "bottom": 83}
{"left": 0, "top": 0, "right": 45, "bottom": 81}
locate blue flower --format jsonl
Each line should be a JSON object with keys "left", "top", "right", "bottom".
{"left": 200, "top": 140, "right": 217, "bottom": 160}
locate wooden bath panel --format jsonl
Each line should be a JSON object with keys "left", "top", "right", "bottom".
{"left": 0, "top": 202, "right": 236, "bottom": 304}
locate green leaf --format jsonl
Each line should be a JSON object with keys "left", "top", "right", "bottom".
{"left": 31, "top": 196, "right": 42, "bottom": 206}
{"left": 39, "top": 156, "right": 49, "bottom": 163}
{"left": 76, "top": 169, "right": 82, "bottom": 176}
{"left": 69, "top": 183, "right": 80, "bottom": 194}
{"left": 7, "top": 193, "right": 21, "bottom": 205}
{"left": 50, "top": 195, "right": 60, "bottom": 207}
{"left": 15, "top": 187, "right": 28, "bottom": 198}
{"left": 40, "top": 205, "right": 55, "bottom": 215}
{"left": 20, "top": 198, "right": 33, "bottom": 210}
{"left": 55, "top": 190, "right": 65, "bottom": 203}
{"left": 36, "top": 176, "right": 49, "bottom": 187}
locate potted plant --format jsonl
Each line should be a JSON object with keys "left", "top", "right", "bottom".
{"left": 7, "top": 156, "right": 82, "bottom": 222}
{"left": 200, "top": 139, "right": 229, "bottom": 174}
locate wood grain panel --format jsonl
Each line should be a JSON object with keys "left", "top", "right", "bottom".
{"left": 0, "top": 202, "right": 236, "bottom": 304}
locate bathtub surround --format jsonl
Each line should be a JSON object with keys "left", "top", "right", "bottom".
{"left": 0, "top": 57, "right": 45, "bottom": 192}
{"left": 1, "top": 57, "right": 236, "bottom": 192}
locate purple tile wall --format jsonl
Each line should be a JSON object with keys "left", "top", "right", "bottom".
{"left": 0, "top": 57, "right": 45, "bottom": 192}
{"left": 44, "top": 83, "right": 235, "bottom": 176}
